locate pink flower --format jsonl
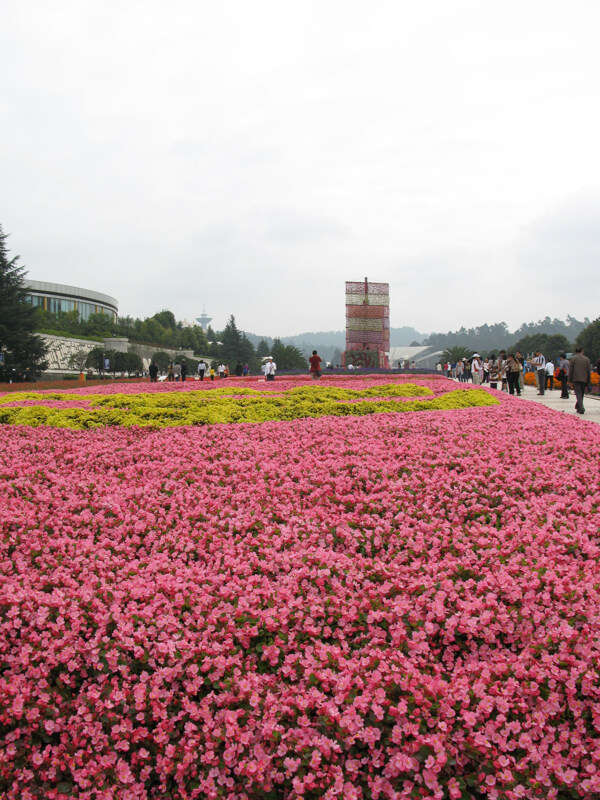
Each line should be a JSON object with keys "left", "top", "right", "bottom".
{"left": 1, "top": 374, "right": 599, "bottom": 797}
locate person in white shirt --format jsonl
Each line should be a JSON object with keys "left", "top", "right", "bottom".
{"left": 483, "top": 358, "right": 490, "bottom": 383}
{"left": 218, "top": 363, "right": 226, "bottom": 379}
{"left": 471, "top": 354, "right": 484, "bottom": 385}
{"left": 545, "top": 360, "right": 555, "bottom": 391}
{"left": 532, "top": 351, "right": 546, "bottom": 395}
{"left": 197, "top": 359, "right": 207, "bottom": 381}
{"left": 264, "top": 357, "right": 276, "bottom": 381}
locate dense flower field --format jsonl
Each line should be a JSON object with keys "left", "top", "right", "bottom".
{"left": 1, "top": 376, "right": 599, "bottom": 799}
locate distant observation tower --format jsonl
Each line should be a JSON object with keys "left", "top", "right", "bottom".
{"left": 195, "top": 308, "right": 212, "bottom": 331}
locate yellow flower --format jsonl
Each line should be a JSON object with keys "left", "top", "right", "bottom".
{"left": 0, "top": 384, "right": 498, "bottom": 429}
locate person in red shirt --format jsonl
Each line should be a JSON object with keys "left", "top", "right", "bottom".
{"left": 309, "top": 350, "right": 322, "bottom": 380}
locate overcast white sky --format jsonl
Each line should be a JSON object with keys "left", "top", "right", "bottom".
{"left": 2, "top": 0, "right": 600, "bottom": 337}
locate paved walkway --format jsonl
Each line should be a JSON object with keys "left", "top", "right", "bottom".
{"left": 508, "top": 382, "right": 600, "bottom": 424}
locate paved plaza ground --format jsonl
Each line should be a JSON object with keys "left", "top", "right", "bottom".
{"left": 448, "top": 377, "right": 600, "bottom": 424}
{"left": 517, "top": 381, "right": 600, "bottom": 424}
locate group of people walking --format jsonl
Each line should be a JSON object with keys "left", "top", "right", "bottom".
{"left": 196, "top": 360, "right": 252, "bottom": 380}
{"left": 446, "top": 348, "right": 596, "bottom": 415}
{"left": 148, "top": 359, "right": 253, "bottom": 383}
{"left": 148, "top": 360, "right": 190, "bottom": 382}
{"left": 451, "top": 352, "right": 526, "bottom": 394}
{"left": 528, "top": 348, "right": 594, "bottom": 413}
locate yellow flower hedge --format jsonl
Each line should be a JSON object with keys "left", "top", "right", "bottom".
{"left": 0, "top": 384, "right": 499, "bottom": 429}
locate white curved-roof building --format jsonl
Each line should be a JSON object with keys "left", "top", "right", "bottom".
{"left": 24, "top": 280, "right": 118, "bottom": 321}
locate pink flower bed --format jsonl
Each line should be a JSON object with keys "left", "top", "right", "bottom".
{"left": 1, "top": 391, "right": 600, "bottom": 799}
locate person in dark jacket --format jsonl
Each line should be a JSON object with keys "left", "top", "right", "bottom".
{"left": 557, "top": 353, "right": 570, "bottom": 399}
{"left": 506, "top": 353, "right": 521, "bottom": 396}
{"left": 569, "top": 347, "right": 591, "bottom": 414}
{"left": 149, "top": 362, "right": 159, "bottom": 382}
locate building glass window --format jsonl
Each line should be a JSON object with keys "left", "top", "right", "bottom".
{"left": 78, "top": 301, "right": 93, "bottom": 320}
{"left": 25, "top": 294, "right": 117, "bottom": 322}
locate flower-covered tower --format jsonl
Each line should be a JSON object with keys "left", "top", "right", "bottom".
{"left": 344, "top": 277, "right": 390, "bottom": 368}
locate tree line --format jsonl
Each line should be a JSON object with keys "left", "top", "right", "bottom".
{"left": 0, "top": 226, "right": 48, "bottom": 381}
{"left": 423, "top": 317, "right": 590, "bottom": 355}
{"left": 35, "top": 307, "right": 211, "bottom": 354}
{"left": 439, "top": 326, "right": 600, "bottom": 367}
{"left": 1, "top": 222, "right": 310, "bottom": 380}
{"left": 2, "top": 222, "right": 599, "bottom": 380}
{"left": 34, "top": 294, "right": 310, "bottom": 373}
{"left": 204, "top": 318, "right": 308, "bottom": 373}
{"left": 75, "top": 318, "right": 309, "bottom": 377}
